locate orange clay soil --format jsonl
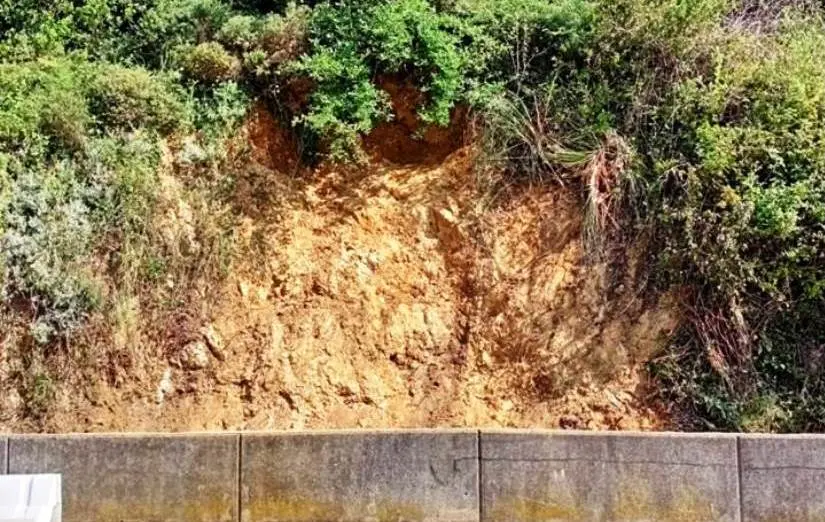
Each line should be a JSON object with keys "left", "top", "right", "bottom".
{"left": 0, "top": 105, "right": 679, "bottom": 433}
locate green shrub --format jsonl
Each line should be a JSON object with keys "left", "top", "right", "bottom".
{"left": 1, "top": 136, "right": 164, "bottom": 341}
{"left": 89, "top": 65, "right": 188, "bottom": 133}
{"left": 645, "top": 17, "right": 825, "bottom": 430}
{"left": 0, "top": 60, "right": 92, "bottom": 152}
{"left": 0, "top": 129, "right": 162, "bottom": 337}
{"left": 289, "top": 0, "right": 464, "bottom": 157}
{"left": 0, "top": 0, "right": 76, "bottom": 60}
{"left": 367, "top": 0, "right": 465, "bottom": 125}
{"left": 129, "top": 0, "right": 233, "bottom": 68}
{"left": 0, "top": 51, "right": 188, "bottom": 341}
{"left": 1, "top": 160, "right": 100, "bottom": 338}
{"left": 193, "top": 81, "right": 251, "bottom": 139}
{"left": 652, "top": 300, "right": 825, "bottom": 433}
{"left": 289, "top": 0, "right": 600, "bottom": 158}
{"left": 218, "top": 14, "right": 259, "bottom": 50}
{"left": 86, "top": 133, "right": 161, "bottom": 234}
{"left": 656, "top": 20, "right": 825, "bottom": 302}
{"left": 293, "top": 44, "right": 390, "bottom": 160}
{"left": 229, "top": 0, "right": 302, "bottom": 13}
{"left": 181, "top": 41, "right": 241, "bottom": 83}
{"left": 0, "top": 3, "right": 250, "bottom": 345}
{"left": 181, "top": 81, "right": 251, "bottom": 163}
{"left": 256, "top": 5, "right": 309, "bottom": 65}
{"left": 452, "top": 0, "right": 596, "bottom": 91}
{"left": 0, "top": 0, "right": 233, "bottom": 64}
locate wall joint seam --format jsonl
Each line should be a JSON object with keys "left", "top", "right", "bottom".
{"left": 736, "top": 436, "right": 744, "bottom": 522}
{"left": 237, "top": 433, "right": 243, "bottom": 522}
{"left": 476, "top": 430, "right": 483, "bottom": 522}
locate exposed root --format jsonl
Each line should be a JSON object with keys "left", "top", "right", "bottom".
{"left": 688, "top": 298, "right": 754, "bottom": 392}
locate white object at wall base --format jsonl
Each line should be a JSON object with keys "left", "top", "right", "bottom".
{"left": 0, "top": 475, "right": 61, "bottom": 522}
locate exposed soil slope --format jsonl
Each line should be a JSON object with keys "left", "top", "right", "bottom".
{"left": 0, "top": 110, "right": 678, "bottom": 433}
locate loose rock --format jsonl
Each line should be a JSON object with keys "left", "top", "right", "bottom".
{"left": 201, "top": 325, "right": 226, "bottom": 361}
{"left": 181, "top": 341, "right": 211, "bottom": 370}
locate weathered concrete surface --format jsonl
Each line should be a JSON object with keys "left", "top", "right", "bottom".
{"left": 241, "top": 430, "right": 479, "bottom": 522}
{"left": 741, "top": 435, "right": 825, "bottom": 522}
{"left": 480, "top": 431, "right": 740, "bottom": 522}
{"left": 9, "top": 434, "right": 239, "bottom": 522}
{"left": 1, "top": 437, "right": 6, "bottom": 474}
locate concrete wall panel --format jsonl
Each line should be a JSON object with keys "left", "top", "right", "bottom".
{"left": 241, "top": 431, "right": 479, "bottom": 522}
{"left": 480, "top": 431, "right": 740, "bottom": 522}
{"left": 741, "top": 435, "right": 825, "bottom": 522}
{"left": 9, "top": 434, "right": 239, "bottom": 522}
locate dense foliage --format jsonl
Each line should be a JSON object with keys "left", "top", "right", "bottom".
{"left": 0, "top": 1, "right": 247, "bottom": 345}
{"left": 645, "top": 14, "right": 825, "bottom": 432}
{"left": 3, "top": 0, "right": 825, "bottom": 431}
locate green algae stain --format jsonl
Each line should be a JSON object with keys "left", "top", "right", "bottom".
{"left": 244, "top": 494, "right": 426, "bottom": 522}
{"left": 610, "top": 483, "right": 719, "bottom": 522}
{"left": 375, "top": 502, "right": 426, "bottom": 522}
{"left": 492, "top": 498, "right": 587, "bottom": 522}
{"left": 88, "top": 494, "right": 234, "bottom": 522}
{"left": 490, "top": 481, "right": 729, "bottom": 522}
{"left": 245, "top": 497, "right": 340, "bottom": 521}
{"left": 756, "top": 510, "right": 825, "bottom": 522}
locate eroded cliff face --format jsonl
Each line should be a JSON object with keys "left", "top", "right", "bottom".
{"left": 0, "top": 106, "right": 678, "bottom": 433}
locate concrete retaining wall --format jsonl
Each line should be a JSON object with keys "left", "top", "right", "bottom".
{"left": 481, "top": 431, "right": 740, "bottom": 522}
{"left": 9, "top": 434, "right": 239, "bottom": 522}
{"left": 4, "top": 430, "right": 825, "bottom": 521}
{"left": 242, "top": 431, "right": 478, "bottom": 522}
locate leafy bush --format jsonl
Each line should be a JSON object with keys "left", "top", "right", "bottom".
{"left": 0, "top": 133, "right": 162, "bottom": 342}
{"left": 89, "top": 65, "right": 189, "bottom": 133}
{"left": 217, "top": 14, "right": 259, "bottom": 50}
{"left": 291, "top": 0, "right": 460, "bottom": 158}
{"left": 653, "top": 300, "right": 825, "bottom": 432}
{"left": 290, "top": 0, "right": 598, "bottom": 158}
{"left": 0, "top": 57, "right": 179, "bottom": 342}
{"left": 0, "top": 0, "right": 77, "bottom": 60}
{"left": 0, "top": 60, "right": 92, "bottom": 152}
{"left": 653, "top": 19, "right": 825, "bottom": 306}
{"left": 452, "top": 0, "right": 596, "bottom": 93}
{"left": 117, "top": 0, "right": 233, "bottom": 67}
{"left": 182, "top": 81, "right": 251, "bottom": 163}
{"left": 645, "top": 16, "right": 825, "bottom": 431}
{"left": 193, "top": 81, "right": 251, "bottom": 139}
{"left": 293, "top": 44, "right": 390, "bottom": 160}
{"left": 181, "top": 42, "right": 241, "bottom": 83}
{"left": 252, "top": 5, "right": 310, "bottom": 73}
{"left": 0, "top": 0, "right": 258, "bottom": 348}
{"left": 0, "top": 0, "right": 240, "bottom": 68}
{"left": 2, "top": 158, "right": 100, "bottom": 339}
